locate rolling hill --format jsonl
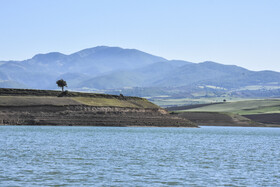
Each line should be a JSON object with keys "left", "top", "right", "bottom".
{"left": 1, "top": 46, "right": 280, "bottom": 99}
{"left": 0, "top": 46, "right": 166, "bottom": 89}
{"left": 83, "top": 60, "right": 280, "bottom": 89}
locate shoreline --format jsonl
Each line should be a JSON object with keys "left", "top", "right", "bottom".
{"left": 176, "top": 111, "right": 280, "bottom": 127}
{"left": 0, "top": 88, "right": 197, "bottom": 128}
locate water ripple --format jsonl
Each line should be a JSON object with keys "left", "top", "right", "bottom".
{"left": 0, "top": 126, "right": 280, "bottom": 186}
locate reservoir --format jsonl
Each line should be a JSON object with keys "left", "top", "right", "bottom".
{"left": 1, "top": 126, "right": 280, "bottom": 186}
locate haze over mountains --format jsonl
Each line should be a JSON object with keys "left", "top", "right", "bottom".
{"left": 1, "top": 46, "right": 280, "bottom": 98}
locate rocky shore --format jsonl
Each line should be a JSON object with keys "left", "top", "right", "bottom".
{"left": 0, "top": 88, "right": 197, "bottom": 127}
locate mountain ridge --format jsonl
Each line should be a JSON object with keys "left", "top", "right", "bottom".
{"left": 0, "top": 46, "right": 280, "bottom": 99}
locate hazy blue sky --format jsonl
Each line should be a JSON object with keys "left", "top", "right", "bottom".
{"left": 0, "top": 0, "right": 279, "bottom": 71}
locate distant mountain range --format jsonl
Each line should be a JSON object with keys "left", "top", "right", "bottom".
{"left": 1, "top": 46, "right": 280, "bottom": 98}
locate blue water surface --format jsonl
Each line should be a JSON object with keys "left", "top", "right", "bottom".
{"left": 0, "top": 126, "right": 280, "bottom": 186}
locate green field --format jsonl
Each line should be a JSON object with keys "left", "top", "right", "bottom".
{"left": 178, "top": 99, "right": 280, "bottom": 115}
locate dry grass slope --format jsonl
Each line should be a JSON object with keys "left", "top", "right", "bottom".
{"left": 0, "top": 96, "right": 80, "bottom": 106}
{"left": 72, "top": 97, "right": 159, "bottom": 108}
{"left": 0, "top": 88, "right": 159, "bottom": 108}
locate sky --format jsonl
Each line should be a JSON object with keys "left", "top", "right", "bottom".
{"left": 0, "top": 0, "right": 280, "bottom": 71}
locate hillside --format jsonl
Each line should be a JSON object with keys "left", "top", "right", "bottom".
{"left": 76, "top": 60, "right": 280, "bottom": 90}
{"left": 0, "top": 46, "right": 166, "bottom": 89}
{"left": 0, "top": 88, "right": 196, "bottom": 127}
{"left": 0, "top": 88, "right": 159, "bottom": 108}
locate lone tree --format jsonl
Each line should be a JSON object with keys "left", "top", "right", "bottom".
{"left": 56, "top": 79, "right": 67, "bottom": 92}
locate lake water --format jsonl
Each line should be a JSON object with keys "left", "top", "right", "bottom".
{"left": 1, "top": 126, "right": 280, "bottom": 186}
